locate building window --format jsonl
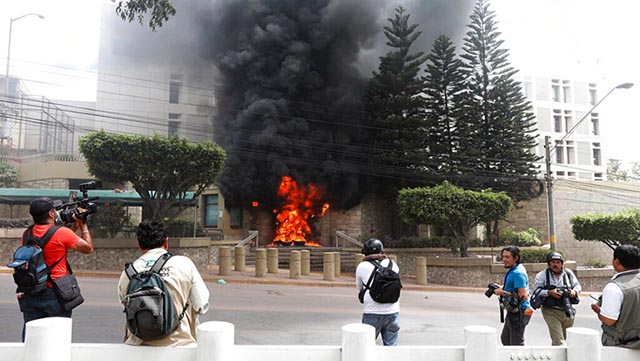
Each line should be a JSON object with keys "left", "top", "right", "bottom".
{"left": 204, "top": 194, "right": 219, "bottom": 227}
{"left": 169, "top": 73, "right": 183, "bottom": 104}
{"left": 523, "top": 78, "right": 534, "bottom": 99}
{"left": 553, "top": 109, "right": 562, "bottom": 132}
{"left": 566, "top": 141, "right": 575, "bottom": 164}
{"left": 567, "top": 172, "right": 576, "bottom": 179}
{"left": 229, "top": 207, "right": 243, "bottom": 229}
{"left": 591, "top": 113, "right": 599, "bottom": 135}
{"left": 562, "top": 80, "right": 571, "bottom": 103}
{"left": 594, "top": 172, "right": 603, "bottom": 180}
{"left": 563, "top": 110, "right": 573, "bottom": 133}
{"left": 593, "top": 143, "right": 601, "bottom": 166}
{"left": 551, "top": 79, "right": 560, "bottom": 102}
{"left": 589, "top": 83, "right": 598, "bottom": 105}
{"left": 556, "top": 171, "right": 565, "bottom": 177}
{"left": 555, "top": 141, "right": 564, "bottom": 164}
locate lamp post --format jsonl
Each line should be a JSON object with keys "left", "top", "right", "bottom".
{"left": 4, "top": 13, "right": 45, "bottom": 97}
{"left": 544, "top": 82, "right": 634, "bottom": 251}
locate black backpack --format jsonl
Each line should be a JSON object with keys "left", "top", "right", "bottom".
{"left": 7, "top": 225, "right": 61, "bottom": 293}
{"left": 360, "top": 259, "right": 402, "bottom": 304}
{"left": 122, "top": 253, "right": 189, "bottom": 341}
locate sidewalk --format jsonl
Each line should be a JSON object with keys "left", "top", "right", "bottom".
{"left": 0, "top": 265, "right": 487, "bottom": 293}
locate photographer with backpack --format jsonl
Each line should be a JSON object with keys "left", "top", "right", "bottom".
{"left": 9, "top": 196, "right": 94, "bottom": 341}
{"left": 355, "top": 238, "right": 401, "bottom": 346}
{"left": 118, "top": 221, "right": 209, "bottom": 346}
{"left": 531, "top": 252, "right": 581, "bottom": 346}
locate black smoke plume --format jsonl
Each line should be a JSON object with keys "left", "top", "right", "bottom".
{"left": 209, "top": 0, "right": 382, "bottom": 210}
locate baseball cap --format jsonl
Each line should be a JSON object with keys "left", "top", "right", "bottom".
{"left": 29, "top": 197, "right": 62, "bottom": 218}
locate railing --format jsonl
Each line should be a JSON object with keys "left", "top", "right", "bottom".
{"left": 335, "top": 230, "right": 362, "bottom": 248}
{"left": 9, "top": 318, "right": 640, "bottom": 361}
{"left": 236, "top": 230, "right": 258, "bottom": 247}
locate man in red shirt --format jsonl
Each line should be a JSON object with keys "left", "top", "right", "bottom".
{"left": 17, "top": 197, "right": 94, "bottom": 340}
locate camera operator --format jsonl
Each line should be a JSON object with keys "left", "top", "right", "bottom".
{"left": 490, "top": 246, "right": 533, "bottom": 346}
{"left": 532, "top": 252, "right": 581, "bottom": 345}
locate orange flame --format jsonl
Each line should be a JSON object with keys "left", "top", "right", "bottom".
{"left": 252, "top": 201, "right": 259, "bottom": 208}
{"left": 268, "top": 176, "right": 330, "bottom": 247}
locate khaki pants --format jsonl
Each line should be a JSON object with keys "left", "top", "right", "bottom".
{"left": 541, "top": 306, "right": 574, "bottom": 345}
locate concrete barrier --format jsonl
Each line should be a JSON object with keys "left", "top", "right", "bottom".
{"left": 301, "top": 250, "right": 310, "bottom": 275}
{"left": 290, "top": 250, "right": 301, "bottom": 279}
{"left": 334, "top": 252, "right": 341, "bottom": 277}
{"left": 267, "top": 248, "right": 279, "bottom": 274}
{"left": 416, "top": 256, "right": 427, "bottom": 285}
{"left": 255, "top": 249, "right": 267, "bottom": 277}
{"left": 323, "top": 252, "right": 335, "bottom": 281}
{"left": 234, "top": 246, "right": 246, "bottom": 272}
{"left": 218, "top": 246, "right": 232, "bottom": 276}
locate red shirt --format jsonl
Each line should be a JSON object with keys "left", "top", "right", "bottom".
{"left": 22, "top": 224, "right": 80, "bottom": 281}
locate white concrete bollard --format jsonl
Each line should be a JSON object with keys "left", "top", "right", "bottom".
{"left": 341, "top": 323, "right": 375, "bottom": 361}
{"left": 24, "top": 317, "right": 72, "bottom": 361}
{"left": 567, "top": 327, "right": 601, "bottom": 361}
{"left": 464, "top": 325, "right": 497, "bottom": 361}
{"left": 197, "top": 321, "right": 235, "bottom": 361}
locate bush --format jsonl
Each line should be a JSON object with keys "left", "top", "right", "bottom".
{"left": 167, "top": 219, "right": 195, "bottom": 237}
{"left": 88, "top": 202, "right": 132, "bottom": 238}
{"left": 520, "top": 249, "right": 551, "bottom": 263}
{"left": 500, "top": 227, "right": 542, "bottom": 247}
{"left": 0, "top": 218, "right": 31, "bottom": 228}
{"left": 583, "top": 260, "right": 608, "bottom": 268}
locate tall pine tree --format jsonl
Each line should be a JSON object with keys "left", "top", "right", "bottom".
{"left": 423, "top": 35, "right": 466, "bottom": 178}
{"left": 458, "top": 0, "right": 540, "bottom": 202}
{"left": 365, "top": 6, "right": 428, "bottom": 191}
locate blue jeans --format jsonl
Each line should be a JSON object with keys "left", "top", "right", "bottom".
{"left": 362, "top": 313, "right": 400, "bottom": 346}
{"left": 18, "top": 287, "right": 71, "bottom": 341}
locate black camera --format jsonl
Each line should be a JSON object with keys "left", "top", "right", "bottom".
{"left": 485, "top": 283, "right": 500, "bottom": 298}
{"left": 55, "top": 181, "right": 102, "bottom": 224}
{"left": 556, "top": 287, "right": 575, "bottom": 318}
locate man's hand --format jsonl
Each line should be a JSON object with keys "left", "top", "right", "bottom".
{"left": 548, "top": 288, "right": 562, "bottom": 299}
{"left": 591, "top": 303, "right": 600, "bottom": 314}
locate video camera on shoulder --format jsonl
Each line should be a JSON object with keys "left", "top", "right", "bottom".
{"left": 55, "top": 181, "right": 102, "bottom": 224}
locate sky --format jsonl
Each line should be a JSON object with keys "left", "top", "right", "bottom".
{"left": 0, "top": 0, "right": 638, "bottom": 165}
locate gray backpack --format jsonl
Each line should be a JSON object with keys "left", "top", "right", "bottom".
{"left": 122, "top": 253, "right": 189, "bottom": 340}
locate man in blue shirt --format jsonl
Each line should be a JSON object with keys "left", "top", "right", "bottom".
{"left": 493, "top": 245, "right": 533, "bottom": 345}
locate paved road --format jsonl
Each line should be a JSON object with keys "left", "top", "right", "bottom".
{"left": 0, "top": 274, "right": 603, "bottom": 346}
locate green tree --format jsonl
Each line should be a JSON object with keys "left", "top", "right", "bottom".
{"left": 397, "top": 181, "right": 513, "bottom": 257}
{"left": 458, "top": 0, "right": 540, "bottom": 200}
{"left": 631, "top": 161, "right": 640, "bottom": 180}
{"left": 423, "top": 35, "right": 465, "bottom": 177}
{"left": 571, "top": 209, "right": 640, "bottom": 250}
{"left": 607, "top": 159, "right": 628, "bottom": 181}
{"left": 112, "top": 0, "right": 176, "bottom": 31}
{"left": 79, "top": 131, "right": 225, "bottom": 222}
{"left": 0, "top": 162, "right": 17, "bottom": 188}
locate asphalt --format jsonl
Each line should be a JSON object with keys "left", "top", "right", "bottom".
{"left": 0, "top": 265, "right": 488, "bottom": 293}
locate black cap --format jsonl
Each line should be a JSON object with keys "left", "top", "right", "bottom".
{"left": 29, "top": 197, "right": 61, "bottom": 218}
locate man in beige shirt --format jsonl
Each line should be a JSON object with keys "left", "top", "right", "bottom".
{"left": 118, "top": 221, "right": 210, "bottom": 346}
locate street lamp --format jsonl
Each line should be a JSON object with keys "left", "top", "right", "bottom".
{"left": 4, "top": 13, "right": 45, "bottom": 97}
{"left": 544, "top": 82, "right": 634, "bottom": 251}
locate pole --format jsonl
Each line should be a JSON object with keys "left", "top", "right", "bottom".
{"left": 5, "top": 19, "right": 13, "bottom": 96}
{"left": 544, "top": 82, "right": 633, "bottom": 251}
{"left": 544, "top": 136, "right": 556, "bottom": 251}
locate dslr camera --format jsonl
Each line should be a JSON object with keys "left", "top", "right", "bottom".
{"left": 485, "top": 283, "right": 500, "bottom": 298}
{"left": 55, "top": 181, "right": 102, "bottom": 224}
{"left": 555, "top": 286, "right": 575, "bottom": 318}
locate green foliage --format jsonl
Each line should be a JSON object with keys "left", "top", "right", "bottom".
{"left": 89, "top": 202, "right": 132, "bottom": 238}
{"left": 0, "top": 162, "right": 18, "bottom": 188}
{"left": 397, "top": 181, "right": 513, "bottom": 256}
{"left": 79, "top": 131, "right": 226, "bottom": 222}
{"left": 167, "top": 219, "right": 195, "bottom": 237}
{"left": 607, "top": 159, "right": 629, "bottom": 181}
{"left": 113, "top": 0, "right": 176, "bottom": 31}
{"left": 500, "top": 227, "right": 542, "bottom": 247}
{"left": 583, "top": 260, "right": 608, "bottom": 268}
{"left": 571, "top": 208, "right": 640, "bottom": 249}
{"left": 519, "top": 249, "right": 549, "bottom": 264}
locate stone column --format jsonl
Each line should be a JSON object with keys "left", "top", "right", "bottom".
{"left": 196, "top": 321, "right": 235, "bottom": 361}
{"left": 416, "top": 256, "right": 427, "bottom": 285}
{"left": 218, "top": 246, "right": 232, "bottom": 276}
{"left": 24, "top": 317, "right": 72, "bottom": 361}
{"left": 301, "top": 249, "right": 311, "bottom": 275}
{"left": 255, "top": 249, "right": 267, "bottom": 278}
{"left": 267, "top": 248, "right": 279, "bottom": 273}
{"left": 234, "top": 246, "right": 246, "bottom": 272}
{"left": 290, "top": 250, "right": 301, "bottom": 279}
{"left": 341, "top": 323, "right": 375, "bottom": 361}
{"left": 333, "top": 252, "right": 341, "bottom": 277}
{"left": 323, "top": 252, "right": 335, "bottom": 281}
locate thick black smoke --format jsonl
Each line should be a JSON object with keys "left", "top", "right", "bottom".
{"left": 208, "top": 0, "right": 383, "bottom": 209}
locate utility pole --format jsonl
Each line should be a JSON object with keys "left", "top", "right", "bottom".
{"left": 544, "top": 82, "right": 633, "bottom": 251}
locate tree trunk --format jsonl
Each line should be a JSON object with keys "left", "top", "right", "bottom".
{"left": 459, "top": 239, "right": 469, "bottom": 257}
